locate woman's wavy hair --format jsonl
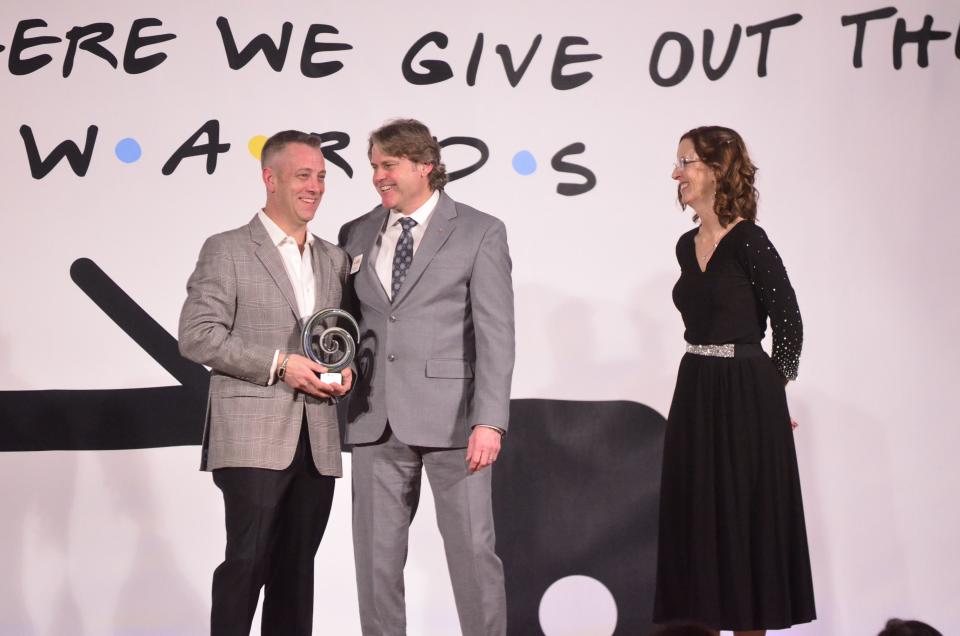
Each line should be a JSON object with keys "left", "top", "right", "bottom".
{"left": 679, "top": 126, "right": 758, "bottom": 227}
{"left": 368, "top": 118, "right": 449, "bottom": 191}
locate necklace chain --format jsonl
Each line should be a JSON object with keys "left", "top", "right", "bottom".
{"left": 697, "top": 231, "right": 723, "bottom": 261}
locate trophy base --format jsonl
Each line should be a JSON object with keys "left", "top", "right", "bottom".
{"left": 319, "top": 372, "right": 342, "bottom": 385}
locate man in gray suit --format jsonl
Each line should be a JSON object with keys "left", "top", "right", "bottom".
{"left": 179, "top": 130, "right": 352, "bottom": 636}
{"left": 339, "top": 119, "right": 515, "bottom": 636}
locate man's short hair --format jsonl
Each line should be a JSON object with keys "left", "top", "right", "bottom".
{"left": 368, "top": 119, "right": 449, "bottom": 191}
{"left": 261, "top": 130, "right": 323, "bottom": 169}
{"left": 879, "top": 618, "right": 943, "bottom": 636}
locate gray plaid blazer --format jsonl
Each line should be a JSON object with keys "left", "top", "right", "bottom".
{"left": 178, "top": 215, "right": 350, "bottom": 474}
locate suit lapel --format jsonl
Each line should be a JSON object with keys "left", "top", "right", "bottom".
{"left": 358, "top": 209, "right": 391, "bottom": 307}
{"left": 250, "top": 217, "right": 301, "bottom": 323}
{"left": 391, "top": 192, "right": 457, "bottom": 307}
{"left": 311, "top": 238, "right": 336, "bottom": 314}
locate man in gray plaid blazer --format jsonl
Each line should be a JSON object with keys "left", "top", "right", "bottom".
{"left": 339, "top": 119, "right": 515, "bottom": 636}
{"left": 179, "top": 130, "right": 352, "bottom": 636}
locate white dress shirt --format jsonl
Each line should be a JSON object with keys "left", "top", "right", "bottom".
{"left": 375, "top": 189, "right": 440, "bottom": 299}
{"left": 257, "top": 210, "right": 315, "bottom": 383}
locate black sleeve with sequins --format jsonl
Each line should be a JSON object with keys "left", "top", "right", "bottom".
{"left": 736, "top": 223, "right": 803, "bottom": 380}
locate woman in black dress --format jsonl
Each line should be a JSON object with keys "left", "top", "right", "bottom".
{"left": 653, "top": 126, "right": 815, "bottom": 635}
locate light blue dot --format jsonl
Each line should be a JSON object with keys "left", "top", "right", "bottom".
{"left": 512, "top": 150, "right": 537, "bottom": 175}
{"left": 115, "top": 138, "right": 142, "bottom": 163}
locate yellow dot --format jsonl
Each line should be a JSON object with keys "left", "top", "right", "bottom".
{"left": 248, "top": 135, "right": 267, "bottom": 160}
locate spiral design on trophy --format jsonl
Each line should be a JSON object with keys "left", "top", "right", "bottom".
{"left": 301, "top": 308, "right": 360, "bottom": 372}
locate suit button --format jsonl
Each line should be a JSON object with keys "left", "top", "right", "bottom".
{"left": 389, "top": 314, "right": 397, "bottom": 322}
{"left": 387, "top": 354, "right": 396, "bottom": 362}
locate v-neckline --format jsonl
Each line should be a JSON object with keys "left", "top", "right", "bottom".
{"left": 692, "top": 219, "right": 747, "bottom": 273}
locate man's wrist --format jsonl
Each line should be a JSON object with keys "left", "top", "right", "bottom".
{"left": 277, "top": 354, "right": 291, "bottom": 380}
{"left": 474, "top": 424, "right": 505, "bottom": 437}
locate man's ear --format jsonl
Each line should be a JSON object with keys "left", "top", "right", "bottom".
{"left": 262, "top": 166, "right": 276, "bottom": 193}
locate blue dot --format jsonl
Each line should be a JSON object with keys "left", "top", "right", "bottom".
{"left": 115, "top": 138, "right": 142, "bottom": 163}
{"left": 512, "top": 150, "right": 537, "bottom": 175}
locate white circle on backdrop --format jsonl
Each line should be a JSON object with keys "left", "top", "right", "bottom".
{"left": 538, "top": 575, "right": 618, "bottom": 636}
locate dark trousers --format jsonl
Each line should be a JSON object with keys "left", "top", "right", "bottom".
{"left": 211, "top": 419, "right": 336, "bottom": 636}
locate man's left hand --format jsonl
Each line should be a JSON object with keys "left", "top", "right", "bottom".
{"left": 466, "top": 426, "right": 502, "bottom": 473}
{"left": 317, "top": 367, "right": 353, "bottom": 399}
{"left": 333, "top": 367, "right": 353, "bottom": 395}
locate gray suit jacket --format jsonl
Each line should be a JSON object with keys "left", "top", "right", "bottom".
{"left": 178, "top": 215, "right": 350, "bottom": 474}
{"left": 338, "top": 192, "right": 515, "bottom": 448}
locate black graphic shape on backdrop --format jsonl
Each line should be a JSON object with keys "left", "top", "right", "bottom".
{"left": 496, "top": 34, "right": 543, "bottom": 87}
{"left": 123, "top": 18, "right": 176, "bottom": 74}
{"left": 9, "top": 19, "right": 61, "bottom": 75}
{"left": 215, "top": 18, "right": 353, "bottom": 76}
{"left": 313, "top": 131, "right": 353, "bottom": 177}
{"left": 162, "top": 119, "right": 231, "bottom": 175}
{"left": 63, "top": 23, "right": 117, "bottom": 77}
{"left": 69, "top": 259, "right": 209, "bottom": 394}
{"left": 300, "top": 24, "right": 353, "bottom": 78}
{"left": 841, "top": 7, "right": 899, "bottom": 68}
{"left": 401, "top": 32, "right": 600, "bottom": 88}
{"left": 0, "top": 258, "right": 208, "bottom": 452}
{"left": 439, "top": 136, "right": 489, "bottom": 181}
{"left": 6, "top": 18, "right": 177, "bottom": 76}
{"left": 466, "top": 33, "right": 484, "bottom": 86}
{"left": 649, "top": 14, "right": 803, "bottom": 86}
{"left": 744, "top": 14, "right": 803, "bottom": 77}
{"left": 841, "top": 8, "right": 954, "bottom": 69}
{"left": 19, "top": 124, "right": 98, "bottom": 179}
{"left": 649, "top": 31, "right": 694, "bottom": 87}
{"left": 893, "top": 15, "right": 951, "bottom": 69}
{"left": 493, "top": 399, "right": 666, "bottom": 636}
{"left": 551, "top": 36, "right": 602, "bottom": 90}
{"left": 0, "top": 386, "right": 203, "bottom": 453}
{"left": 552, "top": 143, "right": 596, "bottom": 196}
{"left": 703, "top": 25, "right": 742, "bottom": 81}
{"left": 217, "top": 17, "right": 293, "bottom": 71}
{"left": 402, "top": 31, "right": 454, "bottom": 84}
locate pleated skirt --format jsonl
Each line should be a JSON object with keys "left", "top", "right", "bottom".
{"left": 653, "top": 351, "right": 816, "bottom": 631}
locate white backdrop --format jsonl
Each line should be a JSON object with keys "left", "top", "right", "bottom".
{"left": 2, "top": 1, "right": 959, "bottom": 634}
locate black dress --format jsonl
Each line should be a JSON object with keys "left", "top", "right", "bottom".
{"left": 653, "top": 220, "right": 816, "bottom": 631}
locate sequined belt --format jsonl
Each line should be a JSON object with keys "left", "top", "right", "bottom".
{"left": 685, "top": 343, "right": 764, "bottom": 358}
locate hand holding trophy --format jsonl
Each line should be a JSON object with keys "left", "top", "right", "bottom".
{"left": 300, "top": 308, "right": 360, "bottom": 386}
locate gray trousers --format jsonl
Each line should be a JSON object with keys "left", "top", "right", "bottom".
{"left": 351, "top": 427, "right": 506, "bottom": 636}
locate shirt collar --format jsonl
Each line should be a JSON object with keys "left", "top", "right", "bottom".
{"left": 388, "top": 189, "right": 439, "bottom": 228}
{"left": 257, "top": 210, "right": 315, "bottom": 247}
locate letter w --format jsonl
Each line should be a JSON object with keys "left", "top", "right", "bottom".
{"left": 216, "top": 17, "right": 292, "bottom": 71}
{"left": 19, "top": 125, "right": 98, "bottom": 179}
